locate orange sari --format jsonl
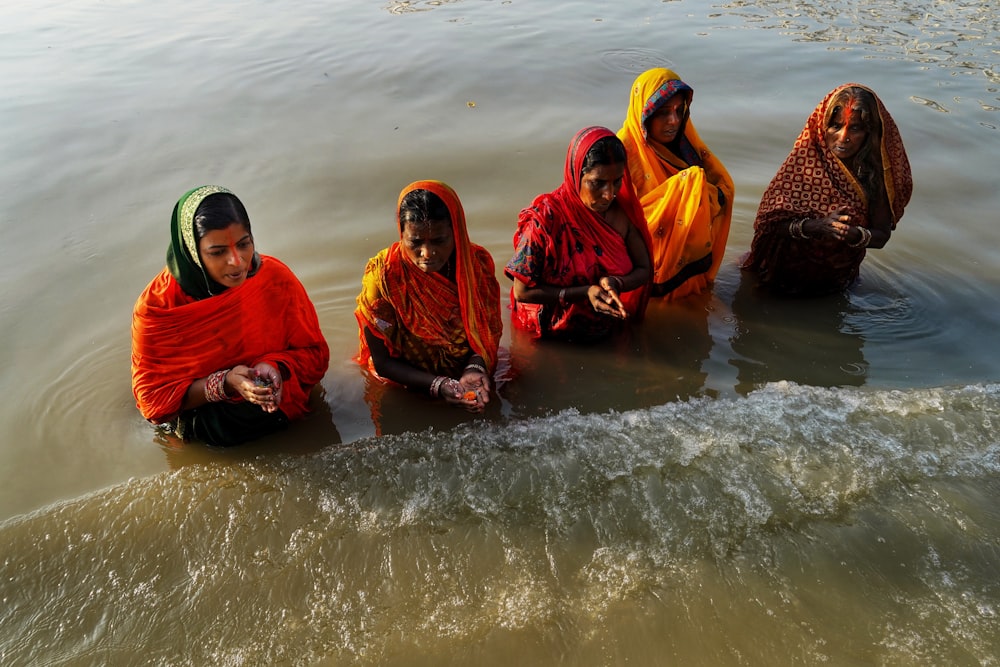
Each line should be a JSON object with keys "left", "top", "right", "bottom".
{"left": 355, "top": 180, "right": 503, "bottom": 377}
{"left": 618, "top": 68, "right": 734, "bottom": 300}
{"left": 132, "top": 256, "right": 329, "bottom": 425}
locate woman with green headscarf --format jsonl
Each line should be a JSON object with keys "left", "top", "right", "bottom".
{"left": 131, "top": 186, "right": 329, "bottom": 446}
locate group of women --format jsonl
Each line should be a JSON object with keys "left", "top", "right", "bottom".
{"left": 130, "top": 69, "right": 913, "bottom": 447}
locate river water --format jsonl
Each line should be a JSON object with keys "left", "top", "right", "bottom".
{"left": 2, "top": 0, "right": 999, "bottom": 664}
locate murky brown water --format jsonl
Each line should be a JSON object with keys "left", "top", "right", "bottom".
{"left": 2, "top": 1, "right": 999, "bottom": 664}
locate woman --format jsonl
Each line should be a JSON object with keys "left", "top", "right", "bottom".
{"left": 355, "top": 180, "right": 503, "bottom": 413}
{"left": 506, "top": 126, "right": 653, "bottom": 341}
{"left": 131, "top": 185, "right": 330, "bottom": 447}
{"left": 618, "top": 68, "right": 735, "bottom": 300}
{"left": 741, "top": 83, "right": 913, "bottom": 295}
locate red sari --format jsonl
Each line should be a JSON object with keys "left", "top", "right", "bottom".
{"left": 505, "top": 126, "right": 653, "bottom": 340}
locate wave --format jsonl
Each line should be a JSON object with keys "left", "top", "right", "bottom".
{"left": 2, "top": 382, "right": 998, "bottom": 664}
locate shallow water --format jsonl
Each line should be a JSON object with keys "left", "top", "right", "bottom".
{"left": 2, "top": 0, "right": 999, "bottom": 664}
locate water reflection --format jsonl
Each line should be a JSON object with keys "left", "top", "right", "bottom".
{"left": 361, "top": 368, "right": 505, "bottom": 437}
{"left": 385, "top": 0, "right": 464, "bottom": 15}
{"left": 729, "top": 274, "right": 867, "bottom": 394}
{"left": 158, "top": 391, "right": 343, "bottom": 470}
{"left": 503, "top": 293, "right": 715, "bottom": 417}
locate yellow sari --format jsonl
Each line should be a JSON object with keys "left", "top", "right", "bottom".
{"left": 618, "top": 68, "right": 735, "bottom": 300}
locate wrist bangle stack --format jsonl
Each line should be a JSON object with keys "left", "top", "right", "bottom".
{"left": 558, "top": 287, "right": 568, "bottom": 307}
{"left": 848, "top": 227, "right": 872, "bottom": 248}
{"left": 789, "top": 218, "right": 811, "bottom": 240}
{"left": 204, "top": 369, "right": 231, "bottom": 402}
{"left": 430, "top": 376, "right": 447, "bottom": 398}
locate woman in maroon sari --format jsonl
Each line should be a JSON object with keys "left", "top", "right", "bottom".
{"left": 741, "top": 84, "right": 912, "bottom": 295}
{"left": 505, "top": 126, "right": 652, "bottom": 341}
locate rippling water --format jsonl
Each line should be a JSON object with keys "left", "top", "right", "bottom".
{"left": 1, "top": 0, "right": 999, "bottom": 664}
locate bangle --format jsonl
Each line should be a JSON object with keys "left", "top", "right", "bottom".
{"left": 429, "top": 375, "right": 446, "bottom": 398}
{"left": 464, "top": 362, "right": 488, "bottom": 376}
{"left": 789, "top": 218, "right": 811, "bottom": 240}
{"left": 848, "top": 227, "right": 872, "bottom": 248}
{"left": 204, "top": 369, "right": 231, "bottom": 403}
{"left": 610, "top": 276, "right": 624, "bottom": 292}
{"left": 558, "top": 287, "right": 567, "bottom": 307}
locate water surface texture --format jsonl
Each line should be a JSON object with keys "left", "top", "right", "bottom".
{"left": 1, "top": 0, "right": 998, "bottom": 664}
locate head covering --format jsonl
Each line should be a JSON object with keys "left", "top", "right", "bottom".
{"left": 742, "top": 83, "right": 913, "bottom": 293}
{"left": 557, "top": 126, "right": 649, "bottom": 242}
{"left": 132, "top": 187, "right": 329, "bottom": 426}
{"left": 506, "top": 126, "right": 653, "bottom": 338}
{"left": 621, "top": 68, "right": 701, "bottom": 168}
{"left": 166, "top": 185, "right": 261, "bottom": 299}
{"left": 618, "top": 68, "right": 735, "bottom": 299}
{"left": 356, "top": 180, "right": 503, "bottom": 374}
{"left": 400, "top": 180, "right": 500, "bottom": 371}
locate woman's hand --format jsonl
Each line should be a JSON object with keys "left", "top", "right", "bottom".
{"left": 806, "top": 207, "right": 856, "bottom": 242}
{"left": 458, "top": 369, "right": 491, "bottom": 412}
{"left": 588, "top": 276, "right": 628, "bottom": 319}
{"left": 251, "top": 362, "right": 283, "bottom": 412}
{"left": 225, "top": 363, "right": 282, "bottom": 412}
{"left": 439, "top": 377, "right": 482, "bottom": 413}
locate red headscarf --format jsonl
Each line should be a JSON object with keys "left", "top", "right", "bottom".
{"left": 507, "top": 126, "right": 653, "bottom": 338}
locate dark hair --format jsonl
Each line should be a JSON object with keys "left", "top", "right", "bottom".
{"left": 580, "top": 135, "right": 627, "bottom": 177}
{"left": 826, "top": 86, "right": 883, "bottom": 199}
{"left": 193, "top": 193, "right": 251, "bottom": 242}
{"left": 398, "top": 189, "right": 450, "bottom": 232}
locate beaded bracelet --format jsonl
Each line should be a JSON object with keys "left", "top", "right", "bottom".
{"left": 848, "top": 227, "right": 872, "bottom": 248}
{"left": 204, "top": 369, "right": 231, "bottom": 403}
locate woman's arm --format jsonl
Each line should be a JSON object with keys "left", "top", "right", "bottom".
{"left": 364, "top": 327, "right": 481, "bottom": 410}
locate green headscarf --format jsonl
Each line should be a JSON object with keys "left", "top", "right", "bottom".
{"left": 166, "top": 185, "right": 261, "bottom": 299}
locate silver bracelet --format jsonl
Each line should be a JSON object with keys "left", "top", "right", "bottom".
{"left": 464, "top": 363, "right": 488, "bottom": 376}
{"left": 789, "top": 218, "right": 811, "bottom": 240}
{"left": 848, "top": 227, "right": 872, "bottom": 248}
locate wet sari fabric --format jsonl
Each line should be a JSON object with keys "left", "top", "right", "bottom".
{"left": 355, "top": 180, "right": 503, "bottom": 377}
{"left": 506, "top": 126, "right": 652, "bottom": 340}
{"left": 618, "top": 68, "right": 735, "bottom": 300}
{"left": 741, "top": 83, "right": 913, "bottom": 294}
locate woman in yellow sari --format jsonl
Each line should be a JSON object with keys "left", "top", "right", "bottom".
{"left": 355, "top": 180, "right": 503, "bottom": 413}
{"left": 618, "top": 68, "right": 735, "bottom": 299}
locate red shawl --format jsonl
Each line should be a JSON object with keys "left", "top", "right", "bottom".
{"left": 132, "top": 256, "right": 330, "bottom": 423}
{"left": 506, "top": 126, "right": 653, "bottom": 338}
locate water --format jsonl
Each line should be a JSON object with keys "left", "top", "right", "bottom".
{"left": 2, "top": 0, "right": 999, "bottom": 664}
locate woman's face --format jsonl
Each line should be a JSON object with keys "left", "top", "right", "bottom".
{"left": 646, "top": 95, "right": 687, "bottom": 146}
{"left": 825, "top": 103, "right": 868, "bottom": 164}
{"left": 198, "top": 222, "right": 254, "bottom": 288}
{"left": 578, "top": 162, "right": 625, "bottom": 215}
{"left": 401, "top": 218, "right": 454, "bottom": 274}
